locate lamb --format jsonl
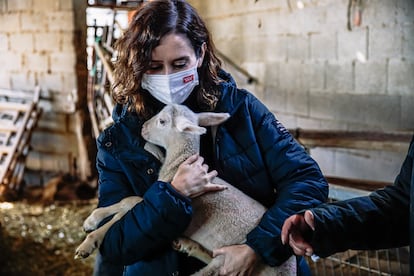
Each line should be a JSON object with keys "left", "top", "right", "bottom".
{"left": 74, "top": 104, "right": 296, "bottom": 275}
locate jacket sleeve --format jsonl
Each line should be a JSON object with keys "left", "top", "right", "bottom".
{"left": 309, "top": 137, "right": 413, "bottom": 257}
{"left": 95, "top": 142, "right": 193, "bottom": 265}
{"left": 245, "top": 98, "right": 329, "bottom": 266}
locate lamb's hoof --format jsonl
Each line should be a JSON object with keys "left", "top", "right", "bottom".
{"left": 83, "top": 227, "right": 94, "bottom": 234}
{"left": 74, "top": 240, "right": 97, "bottom": 259}
{"left": 172, "top": 237, "right": 198, "bottom": 252}
{"left": 172, "top": 239, "right": 181, "bottom": 250}
{"left": 74, "top": 250, "right": 90, "bottom": 259}
{"left": 172, "top": 237, "right": 212, "bottom": 264}
{"left": 82, "top": 216, "right": 99, "bottom": 233}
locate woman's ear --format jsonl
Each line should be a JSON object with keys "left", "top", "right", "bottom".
{"left": 197, "top": 42, "right": 207, "bottom": 68}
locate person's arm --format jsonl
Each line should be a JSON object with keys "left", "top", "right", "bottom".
{"left": 282, "top": 135, "right": 413, "bottom": 258}
{"left": 310, "top": 143, "right": 412, "bottom": 256}
{"left": 245, "top": 98, "right": 329, "bottom": 266}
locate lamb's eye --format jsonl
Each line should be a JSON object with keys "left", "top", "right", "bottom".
{"left": 159, "top": 119, "right": 166, "bottom": 125}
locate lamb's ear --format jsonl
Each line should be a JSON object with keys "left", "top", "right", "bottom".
{"left": 176, "top": 116, "right": 207, "bottom": 135}
{"left": 198, "top": 112, "right": 230, "bottom": 127}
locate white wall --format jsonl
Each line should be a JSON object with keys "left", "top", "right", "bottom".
{"left": 189, "top": 0, "right": 414, "bottom": 183}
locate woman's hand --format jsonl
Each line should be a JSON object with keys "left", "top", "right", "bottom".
{"left": 281, "top": 210, "right": 315, "bottom": 256}
{"left": 171, "top": 154, "right": 226, "bottom": 198}
{"left": 212, "top": 244, "right": 258, "bottom": 276}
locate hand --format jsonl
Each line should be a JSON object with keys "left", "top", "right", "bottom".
{"left": 281, "top": 210, "right": 315, "bottom": 256}
{"left": 212, "top": 244, "right": 258, "bottom": 276}
{"left": 171, "top": 154, "right": 225, "bottom": 198}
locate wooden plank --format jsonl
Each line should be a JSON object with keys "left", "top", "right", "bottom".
{"left": 94, "top": 42, "right": 114, "bottom": 84}
{"left": 326, "top": 176, "right": 391, "bottom": 191}
{"left": 0, "top": 125, "right": 19, "bottom": 132}
{"left": 0, "top": 88, "right": 36, "bottom": 101}
{"left": 293, "top": 129, "right": 412, "bottom": 152}
{"left": 32, "top": 86, "right": 40, "bottom": 103}
{"left": 0, "top": 102, "right": 31, "bottom": 111}
{"left": 87, "top": 75, "right": 101, "bottom": 138}
{"left": 294, "top": 129, "right": 412, "bottom": 142}
{"left": 0, "top": 146, "right": 13, "bottom": 154}
{"left": 103, "top": 92, "right": 114, "bottom": 112}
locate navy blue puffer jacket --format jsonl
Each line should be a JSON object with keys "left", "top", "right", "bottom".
{"left": 95, "top": 70, "right": 328, "bottom": 275}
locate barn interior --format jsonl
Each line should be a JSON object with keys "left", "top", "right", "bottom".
{"left": 0, "top": 0, "right": 413, "bottom": 275}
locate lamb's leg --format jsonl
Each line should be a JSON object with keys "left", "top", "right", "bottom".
{"left": 190, "top": 255, "right": 225, "bottom": 276}
{"left": 82, "top": 196, "right": 143, "bottom": 232}
{"left": 75, "top": 212, "right": 120, "bottom": 259}
{"left": 74, "top": 196, "right": 142, "bottom": 259}
{"left": 172, "top": 237, "right": 213, "bottom": 264}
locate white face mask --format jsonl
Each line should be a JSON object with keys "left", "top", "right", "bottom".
{"left": 141, "top": 64, "right": 199, "bottom": 104}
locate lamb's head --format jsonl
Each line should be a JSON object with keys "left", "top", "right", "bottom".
{"left": 141, "top": 104, "right": 230, "bottom": 150}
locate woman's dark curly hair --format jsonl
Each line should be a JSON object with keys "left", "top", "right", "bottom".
{"left": 112, "top": 0, "right": 222, "bottom": 119}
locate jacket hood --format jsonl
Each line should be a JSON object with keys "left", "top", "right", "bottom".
{"left": 215, "top": 69, "right": 251, "bottom": 116}
{"left": 111, "top": 102, "right": 144, "bottom": 137}
{"left": 218, "top": 69, "right": 237, "bottom": 87}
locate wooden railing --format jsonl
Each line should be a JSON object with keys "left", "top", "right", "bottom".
{"left": 0, "top": 87, "right": 42, "bottom": 191}
{"left": 87, "top": 41, "right": 115, "bottom": 138}
{"left": 292, "top": 129, "right": 412, "bottom": 152}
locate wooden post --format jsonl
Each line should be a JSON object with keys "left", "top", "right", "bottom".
{"left": 73, "top": 0, "right": 97, "bottom": 182}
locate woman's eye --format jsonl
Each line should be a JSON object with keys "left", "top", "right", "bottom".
{"left": 149, "top": 65, "right": 162, "bottom": 71}
{"left": 174, "top": 63, "right": 186, "bottom": 69}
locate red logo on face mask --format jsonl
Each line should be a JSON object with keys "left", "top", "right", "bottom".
{"left": 183, "top": 74, "right": 194, "bottom": 83}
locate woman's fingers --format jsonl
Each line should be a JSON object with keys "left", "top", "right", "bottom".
{"left": 175, "top": 154, "right": 226, "bottom": 198}
{"left": 183, "top": 153, "right": 199, "bottom": 165}
{"left": 204, "top": 182, "right": 227, "bottom": 192}
{"left": 205, "top": 169, "right": 218, "bottom": 180}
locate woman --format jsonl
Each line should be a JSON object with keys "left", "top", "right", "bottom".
{"left": 94, "top": 1, "right": 328, "bottom": 275}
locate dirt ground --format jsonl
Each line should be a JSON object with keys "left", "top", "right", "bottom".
{"left": 0, "top": 199, "right": 97, "bottom": 276}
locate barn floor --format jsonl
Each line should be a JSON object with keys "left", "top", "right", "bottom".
{"left": 0, "top": 199, "right": 97, "bottom": 276}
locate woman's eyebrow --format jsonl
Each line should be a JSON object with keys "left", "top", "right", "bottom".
{"left": 150, "top": 56, "right": 190, "bottom": 63}
{"left": 173, "top": 56, "right": 190, "bottom": 61}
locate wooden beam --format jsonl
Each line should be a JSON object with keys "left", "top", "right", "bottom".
{"left": 292, "top": 129, "right": 412, "bottom": 152}
{"left": 0, "top": 102, "right": 31, "bottom": 111}
{"left": 326, "top": 176, "right": 391, "bottom": 191}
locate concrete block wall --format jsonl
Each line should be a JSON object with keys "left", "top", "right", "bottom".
{"left": 0, "top": 0, "right": 79, "bottom": 176}
{"left": 189, "top": 0, "right": 414, "bottom": 182}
